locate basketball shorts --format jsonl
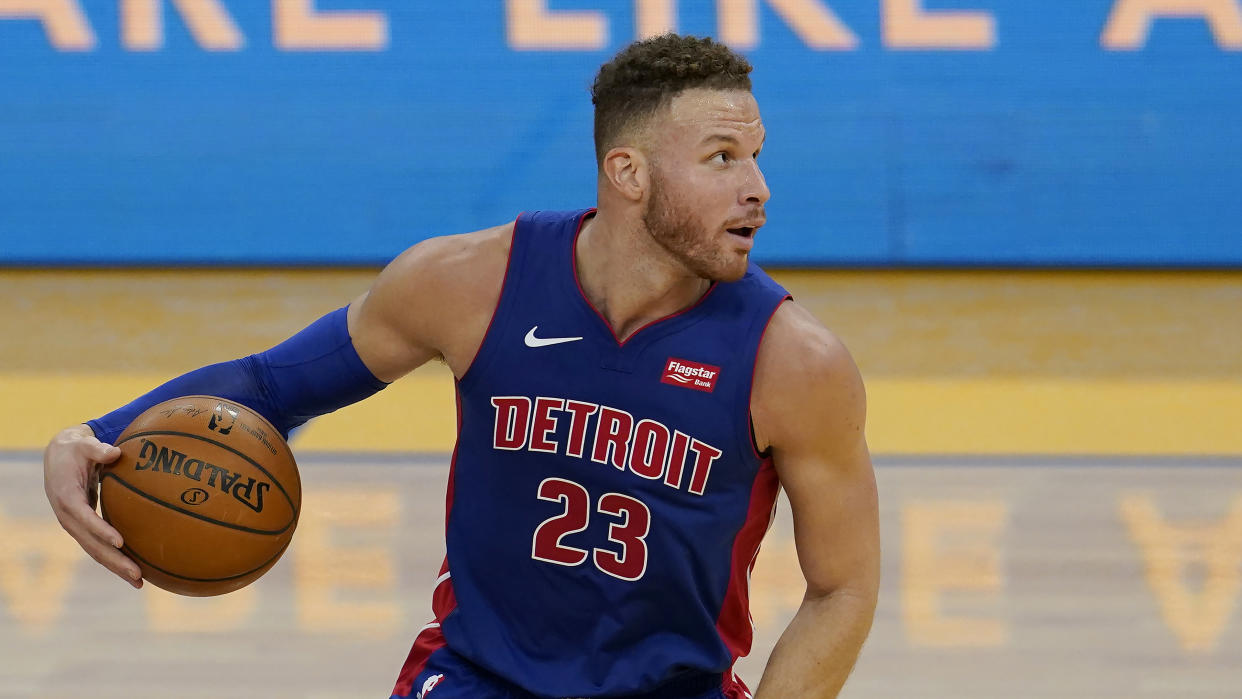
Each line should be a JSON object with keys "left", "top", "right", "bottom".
{"left": 391, "top": 645, "right": 737, "bottom": 699}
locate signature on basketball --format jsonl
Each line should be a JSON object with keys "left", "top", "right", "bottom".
{"left": 158, "top": 405, "right": 207, "bottom": 419}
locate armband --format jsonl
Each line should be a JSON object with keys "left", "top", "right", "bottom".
{"left": 87, "top": 306, "right": 388, "bottom": 443}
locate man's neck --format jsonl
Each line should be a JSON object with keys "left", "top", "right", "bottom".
{"left": 575, "top": 210, "right": 712, "bottom": 343}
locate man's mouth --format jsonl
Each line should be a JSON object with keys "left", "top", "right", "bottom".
{"left": 727, "top": 226, "right": 757, "bottom": 238}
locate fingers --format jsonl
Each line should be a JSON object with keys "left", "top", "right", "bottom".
{"left": 60, "top": 492, "right": 143, "bottom": 588}
{"left": 90, "top": 440, "right": 123, "bottom": 464}
{"left": 63, "top": 492, "right": 122, "bottom": 549}
{"left": 83, "top": 440, "right": 114, "bottom": 512}
{"left": 44, "top": 425, "right": 141, "bottom": 588}
{"left": 82, "top": 539, "right": 144, "bottom": 590}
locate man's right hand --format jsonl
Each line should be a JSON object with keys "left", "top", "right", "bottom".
{"left": 43, "top": 425, "right": 143, "bottom": 588}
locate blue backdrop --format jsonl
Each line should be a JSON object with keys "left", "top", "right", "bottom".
{"left": 1, "top": 1, "right": 1240, "bottom": 266}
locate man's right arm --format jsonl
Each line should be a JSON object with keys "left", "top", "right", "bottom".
{"left": 346, "top": 222, "right": 513, "bottom": 382}
{"left": 43, "top": 222, "right": 514, "bottom": 588}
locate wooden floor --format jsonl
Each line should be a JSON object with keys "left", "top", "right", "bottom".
{"left": 2, "top": 455, "right": 1240, "bottom": 697}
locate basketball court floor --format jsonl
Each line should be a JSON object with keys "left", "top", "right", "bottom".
{"left": 2, "top": 269, "right": 1240, "bottom": 697}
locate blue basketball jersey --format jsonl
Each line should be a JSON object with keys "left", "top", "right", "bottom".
{"left": 394, "top": 209, "right": 790, "bottom": 698}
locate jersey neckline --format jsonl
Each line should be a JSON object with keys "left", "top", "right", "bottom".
{"left": 567, "top": 208, "right": 720, "bottom": 349}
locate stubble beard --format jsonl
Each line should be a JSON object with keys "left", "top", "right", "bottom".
{"left": 641, "top": 170, "right": 747, "bottom": 283}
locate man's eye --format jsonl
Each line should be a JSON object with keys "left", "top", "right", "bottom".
{"left": 712, "top": 152, "right": 729, "bottom": 163}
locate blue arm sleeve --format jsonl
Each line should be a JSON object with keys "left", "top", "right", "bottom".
{"left": 86, "top": 306, "right": 389, "bottom": 443}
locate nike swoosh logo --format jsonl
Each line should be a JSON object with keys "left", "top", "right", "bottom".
{"left": 524, "top": 326, "right": 584, "bottom": 348}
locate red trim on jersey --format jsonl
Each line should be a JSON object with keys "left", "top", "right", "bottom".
{"left": 720, "top": 292, "right": 786, "bottom": 699}
{"left": 444, "top": 385, "right": 462, "bottom": 526}
{"left": 391, "top": 620, "right": 448, "bottom": 697}
{"left": 393, "top": 559, "right": 456, "bottom": 696}
{"left": 570, "top": 209, "right": 719, "bottom": 347}
{"left": 393, "top": 389, "right": 465, "bottom": 697}
{"left": 715, "top": 456, "right": 780, "bottom": 666}
{"left": 393, "top": 528, "right": 462, "bottom": 691}
{"left": 431, "top": 558, "right": 458, "bottom": 620}
{"left": 459, "top": 216, "right": 521, "bottom": 381}
{"left": 434, "top": 389, "right": 462, "bottom": 618}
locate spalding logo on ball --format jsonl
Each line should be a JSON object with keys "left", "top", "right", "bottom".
{"left": 99, "top": 396, "right": 301, "bottom": 597}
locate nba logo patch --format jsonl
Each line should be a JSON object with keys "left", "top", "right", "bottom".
{"left": 661, "top": 357, "right": 721, "bottom": 393}
{"left": 417, "top": 673, "right": 444, "bottom": 698}
{"left": 209, "top": 401, "right": 239, "bottom": 435}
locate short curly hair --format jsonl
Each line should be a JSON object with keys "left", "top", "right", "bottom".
{"left": 591, "top": 34, "right": 753, "bottom": 166}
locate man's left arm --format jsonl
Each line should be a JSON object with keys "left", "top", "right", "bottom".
{"left": 750, "top": 302, "right": 880, "bottom": 699}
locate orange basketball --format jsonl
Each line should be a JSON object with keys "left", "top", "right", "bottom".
{"left": 99, "top": 395, "right": 301, "bottom": 596}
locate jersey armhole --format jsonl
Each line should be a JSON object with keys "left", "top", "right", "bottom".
{"left": 744, "top": 294, "right": 792, "bottom": 462}
{"left": 749, "top": 418, "right": 771, "bottom": 459}
{"left": 456, "top": 215, "right": 524, "bottom": 386}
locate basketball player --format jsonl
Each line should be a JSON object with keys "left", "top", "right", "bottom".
{"left": 44, "top": 35, "right": 879, "bottom": 698}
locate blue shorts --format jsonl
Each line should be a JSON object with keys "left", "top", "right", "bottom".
{"left": 392, "top": 645, "right": 733, "bottom": 699}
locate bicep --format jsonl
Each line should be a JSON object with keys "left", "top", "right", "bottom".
{"left": 774, "top": 432, "right": 879, "bottom": 599}
{"left": 756, "top": 304, "right": 880, "bottom": 598}
{"left": 348, "top": 286, "right": 438, "bottom": 384}
{"left": 347, "top": 224, "right": 513, "bottom": 383}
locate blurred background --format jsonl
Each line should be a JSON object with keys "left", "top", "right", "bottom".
{"left": 1, "top": 1, "right": 1240, "bottom": 697}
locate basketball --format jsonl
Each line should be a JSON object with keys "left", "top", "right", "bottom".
{"left": 99, "top": 395, "right": 301, "bottom": 597}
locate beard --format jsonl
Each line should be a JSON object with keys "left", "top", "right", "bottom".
{"left": 641, "top": 169, "right": 749, "bottom": 283}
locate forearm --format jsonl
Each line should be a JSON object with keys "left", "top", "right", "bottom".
{"left": 753, "top": 589, "right": 877, "bottom": 699}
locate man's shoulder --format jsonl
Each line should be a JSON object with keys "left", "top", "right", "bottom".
{"left": 410, "top": 222, "right": 516, "bottom": 270}
{"left": 400, "top": 207, "right": 588, "bottom": 282}
{"left": 754, "top": 300, "right": 862, "bottom": 414}
{"left": 751, "top": 299, "right": 865, "bottom": 453}
{"left": 760, "top": 301, "right": 852, "bottom": 375}
{"left": 358, "top": 221, "right": 519, "bottom": 377}
{"left": 382, "top": 222, "right": 516, "bottom": 295}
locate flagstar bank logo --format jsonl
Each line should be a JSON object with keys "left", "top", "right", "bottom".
{"left": 661, "top": 358, "right": 721, "bottom": 393}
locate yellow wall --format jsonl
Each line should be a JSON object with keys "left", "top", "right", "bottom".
{"left": 3, "top": 269, "right": 1239, "bottom": 454}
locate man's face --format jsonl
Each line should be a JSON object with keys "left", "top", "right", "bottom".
{"left": 641, "top": 88, "right": 769, "bottom": 283}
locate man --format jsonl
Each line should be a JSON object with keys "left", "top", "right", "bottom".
{"left": 44, "top": 34, "right": 879, "bottom": 698}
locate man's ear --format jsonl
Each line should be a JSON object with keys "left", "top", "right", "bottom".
{"left": 601, "top": 146, "right": 649, "bottom": 202}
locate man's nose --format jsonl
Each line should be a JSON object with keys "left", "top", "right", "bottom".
{"left": 742, "top": 160, "right": 770, "bottom": 206}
